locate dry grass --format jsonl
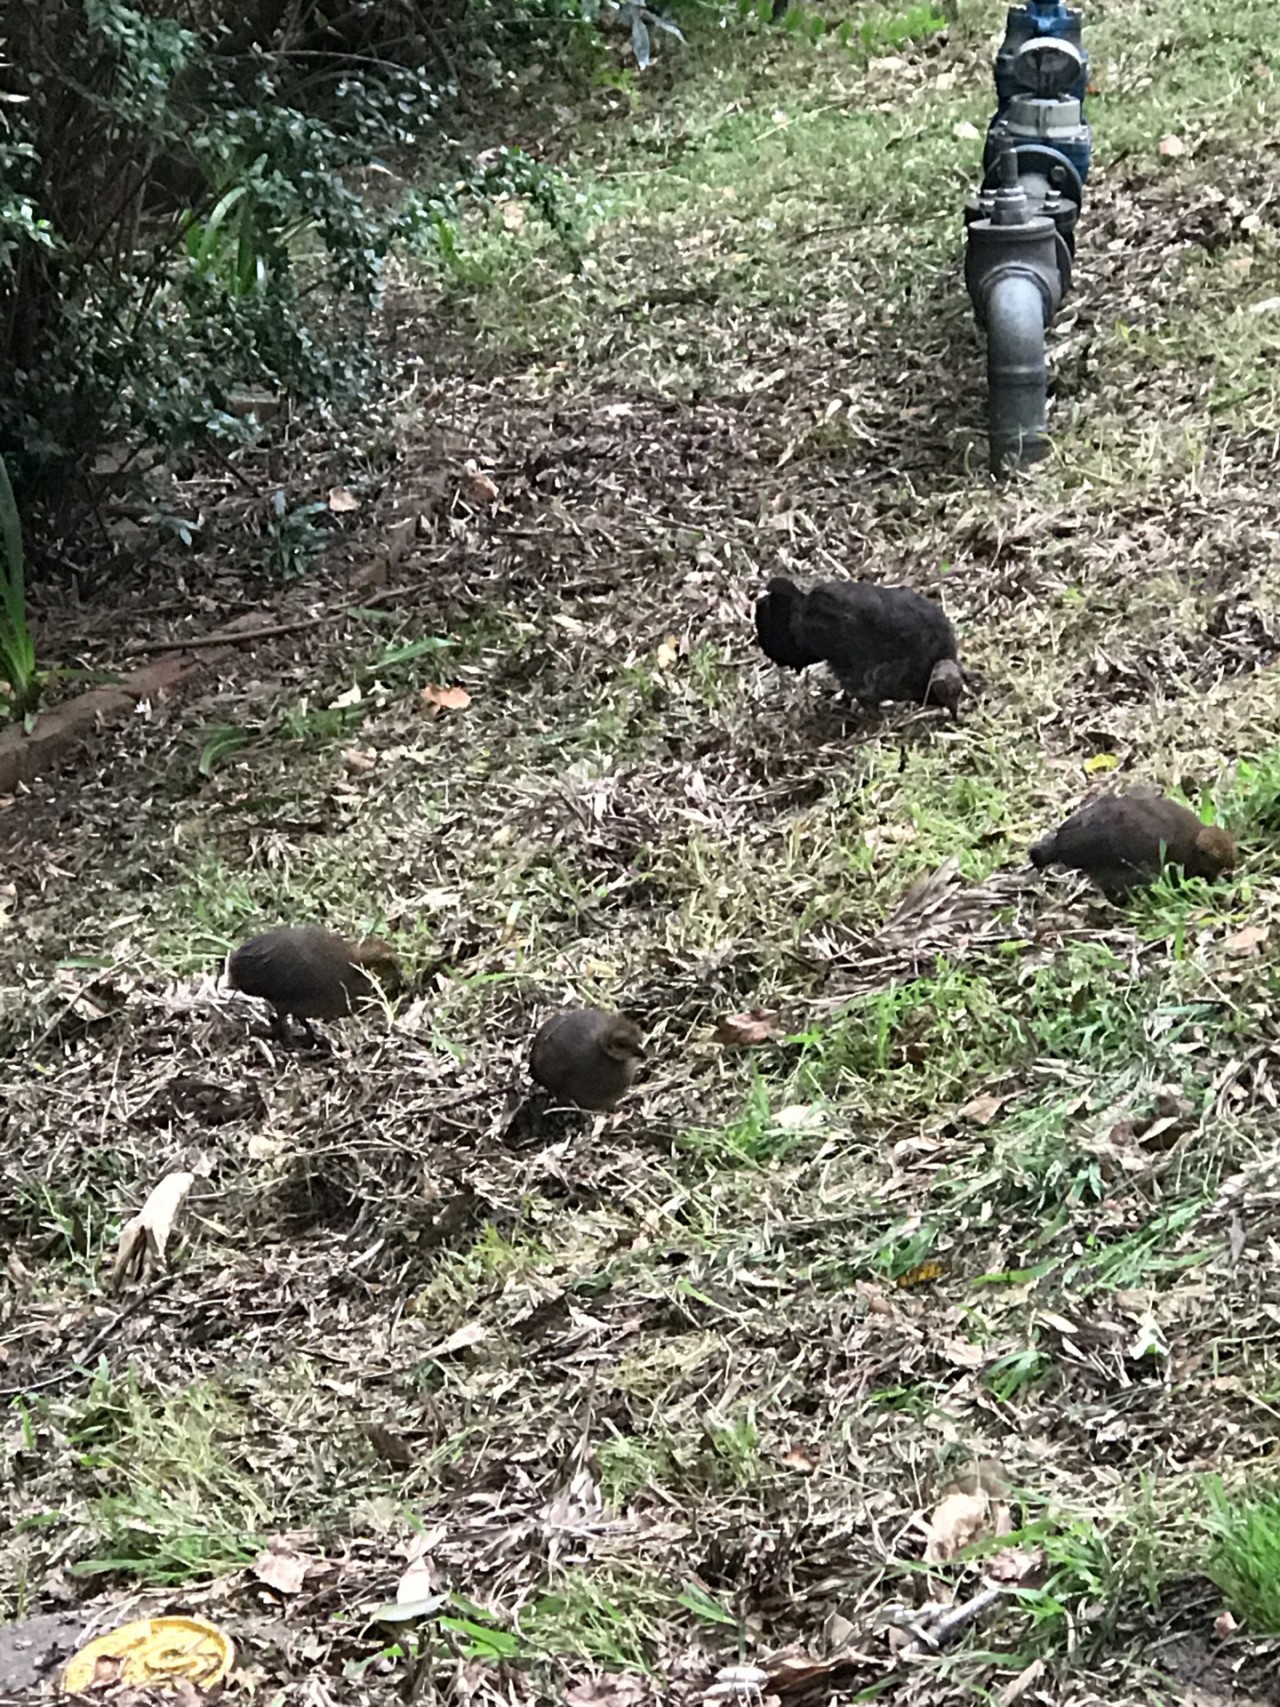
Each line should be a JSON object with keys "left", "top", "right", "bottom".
{"left": 5, "top": 1, "right": 1280, "bottom": 1703}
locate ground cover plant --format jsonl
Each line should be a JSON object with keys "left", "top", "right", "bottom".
{"left": 5, "top": 0, "right": 1280, "bottom": 1703}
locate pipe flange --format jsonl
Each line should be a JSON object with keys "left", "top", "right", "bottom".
{"left": 980, "top": 141, "right": 1084, "bottom": 207}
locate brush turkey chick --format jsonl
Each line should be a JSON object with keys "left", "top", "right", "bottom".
{"left": 530, "top": 1008, "right": 646, "bottom": 1111}
{"left": 1029, "top": 794, "right": 1236, "bottom": 895}
{"left": 754, "top": 576, "right": 964, "bottom": 713}
{"left": 227, "top": 926, "right": 401, "bottom": 1042}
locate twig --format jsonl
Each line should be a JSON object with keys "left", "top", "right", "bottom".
{"left": 124, "top": 614, "right": 335, "bottom": 654}
{"left": 122, "top": 580, "right": 430, "bottom": 655}
{"left": 895, "top": 1585, "right": 1005, "bottom": 1658}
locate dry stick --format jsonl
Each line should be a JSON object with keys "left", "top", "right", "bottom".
{"left": 122, "top": 579, "right": 427, "bottom": 656}
{"left": 124, "top": 614, "right": 333, "bottom": 654}
{"left": 896, "top": 1585, "right": 1006, "bottom": 1658}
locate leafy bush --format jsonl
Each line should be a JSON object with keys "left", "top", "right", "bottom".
{"left": 0, "top": 0, "right": 708, "bottom": 562}
{"left": 0, "top": 1, "right": 450, "bottom": 513}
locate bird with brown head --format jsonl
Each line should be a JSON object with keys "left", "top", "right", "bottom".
{"left": 1029, "top": 793, "right": 1236, "bottom": 896}
{"left": 530, "top": 1007, "right": 646, "bottom": 1111}
{"left": 227, "top": 926, "right": 402, "bottom": 1044}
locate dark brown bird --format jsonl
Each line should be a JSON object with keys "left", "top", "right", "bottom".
{"left": 530, "top": 1008, "right": 646, "bottom": 1111}
{"left": 754, "top": 576, "right": 964, "bottom": 714}
{"left": 1029, "top": 794, "right": 1236, "bottom": 894}
{"left": 227, "top": 927, "right": 401, "bottom": 1042}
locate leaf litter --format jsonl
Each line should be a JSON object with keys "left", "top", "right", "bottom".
{"left": 4, "top": 12, "right": 1280, "bottom": 1707}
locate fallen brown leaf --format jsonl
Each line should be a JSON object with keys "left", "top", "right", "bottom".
{"left": 426, "top": 1321, "right": 486, "bottom": 1358}
{"left": 253, "top": 1545, "right": 311, "bottom": 1596}
{"left": 940, "top": 1338, "right": 986, "bottom": 1369}
{"left": 420, "top": 684, "right": 472, "bottom": 716}
{"left": 986, "top": 1544, "right": 1042, "bottom": 1583}
{"left": 998, "top": 1657, "right": 1045, "bottom": 1705}
{"left": 463, "top": 459, "right": 500, "bottom": 504}
{"left": 946, "top": 1457, "right": 1010, "bottom": 1500}
{"left": 922, "top": 1488, "right": 1011, "bottom": 1562}
{"left": 327, "top": 486, "right": 360, "bottom": 513}
{"left": 1223, "top": 923, "right": 1268, "bottom": 957}
{"left": 110, "top": 1170, "right": 195, "bottom": 1290}
{"left": 957, "top": 1091, "right": 1007, "bottom": 1126}
{"left": 566, "top": 1676, "right": 650, "bottom": 1707}
{"left": 1158, "top": 133, "right": 1186, "bottom": 157}
{"left": 711, "top": 1008, "right": 781, "bottom": 1047}
{"left": 778, "top": 1444, "right": 820, "bottom": 1472}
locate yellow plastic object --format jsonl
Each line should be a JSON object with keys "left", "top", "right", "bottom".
{"left": 62, "top": 1614, "right": 234, "bottom": 1694}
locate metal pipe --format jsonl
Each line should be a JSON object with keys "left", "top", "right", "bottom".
{"left": 962, "top": 0, "right": 1091, "bottom": 472}
{"left": 984, "top": 271, "right": 1051, "bottom": 468}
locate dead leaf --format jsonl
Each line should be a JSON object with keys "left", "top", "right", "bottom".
{"left": 365, "top": 1423, "right": 414, "bottom": 1470}
{"left": 500, "top": 198, "right": 527, "bottom": 234}
{"left": 923, "top": 1491, "right": 999, "bottom": 1562}
{"left": 420, "top": 684, "right": 472, "bottom": 717}
{"left": 997, "top": 1657, "right": 1045, "bottom": 1704}
{"left": 329, "top": 682, "right": 363, "bottom": 710}
{"left": 1215, "top": 1608, "right": 1239, "bottom": 1638}
{"left": 703, "top": 1665, "right": 771, "bottom": 1705}
{"left": 711, "top": 1008, "right": 781, "bottom": 1047}
{"left": 253, "top": 1545, "right": 311, "bottom": 1596}
{"left": 957, "top": 1091, "right": 1006, "bottom": 1126}
{"left": 566, "top": 1677, "right": 650, "bottom": 1707}
{"left": 940, "top": 1338, "right": 986, "bottom": 1369}
{"left": 953, "top": 119, "right": 981, "bottom": 141}
{"left": 426, "top": 1321, "right": 486, "bottom": 1358}
{"left": 110, "top": 1170, "right": 195, "bottom": 1290}
{"left": 655, "top": 635, "right": 680, "bottom": 669}
{"left": 986, "top": 1544, "right": 1042, "bottom": 1583}
{"left": 396, "top": 1545, "right": 438, "bottom": 1605}
{"left": 342, "top": 747, "right": 377, "bottom": 773}
{"left": 463, "top": 459, "right": 499, "bottom": 504}
{"left": 946, "top": 1457, "right": 1010, "bottom": 1499}
{"left": 778, "top": 1444, "right": 820, "bottom": 1472}
{"left": 327, "top": 486, "right": 360, "bottom": 513}
{"left": 1223, "top": 924, "right": 1268, "bottom": 957}
{"left": 1158, "top": 133, "right": 1186, "bottom": 157}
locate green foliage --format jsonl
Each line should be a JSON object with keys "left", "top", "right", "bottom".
{"left": 57, "top": 1372, "right": 268, "bottom": 1585}
{"left": 0, "top": 2, "right": 447, "bottom": 502}
{"left": 1206, "top": 1479, "right": 1280, "bottom": 1633}
{"left": 260, "top": 490, "right": 331, "bottom": 583}
{"left": 0, "top": 454, "right": 38, "bottom": 720}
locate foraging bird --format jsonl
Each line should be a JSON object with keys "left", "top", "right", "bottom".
{"left": 1029, "top": 794, "right": 1236, "bottom": 894}
{"left": 530, "top": 1008, "right": 646, "bottom": 1111}
{"left": 754, "top": 576, "right": 964, "bottom": 714}
{"left": 227, "top": 927, "right": 401, "bottom": 1043}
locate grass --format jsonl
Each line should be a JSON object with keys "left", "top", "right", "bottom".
{"left": 6, "top": 0, "right": 1280, "bottom": 1700}
{"left": 1208, "top": 1482, "right": 1280, "bottom": 1635}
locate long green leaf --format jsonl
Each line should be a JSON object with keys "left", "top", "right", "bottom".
{"left": 0, "top": 454, "right": 25, "bottom": 627}
{"left": 0, "top": 455, "right": 37, "bottom": 711}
